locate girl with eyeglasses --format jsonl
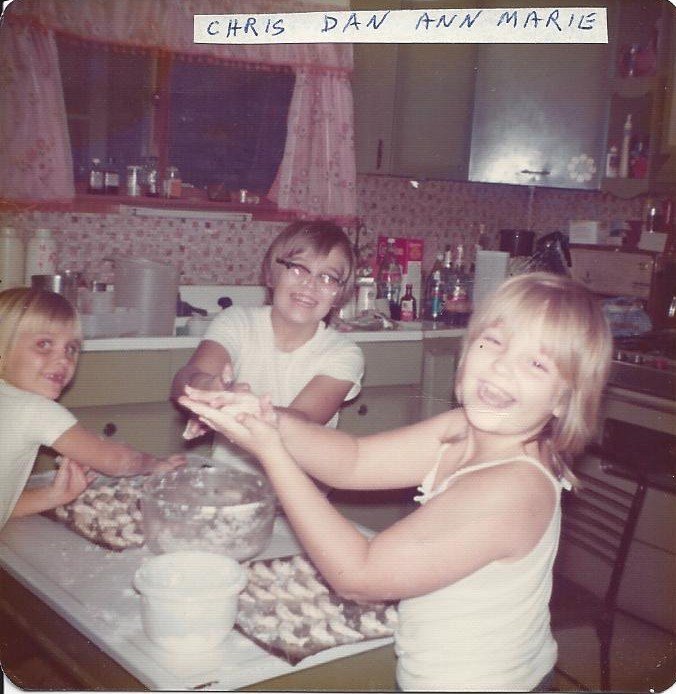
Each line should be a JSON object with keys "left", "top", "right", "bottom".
{"left": 171, "top": 220, "right": 364, "bottom": 476}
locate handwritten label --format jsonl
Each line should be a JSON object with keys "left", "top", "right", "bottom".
{"left": 194, "top": 8, "right": 607, "bottom": 45}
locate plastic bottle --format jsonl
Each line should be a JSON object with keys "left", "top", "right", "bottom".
{"left": 376, "top": 238, "right": 403, "bottom": 317}
{"left": 0, "top": 227, "right": 25, "bottom": 291}
{"left": 399, "top": 284, "right": 417, "bottom": 322}
{"left": 163, "top": 166, "right": 182, "bottom": 199}
{"left": 605, "top": 144, "right": 619, "bottom": 178}
{"left": 619, "top": 114, "right": 633, "bottom": 178}
{"left": 24, "top": 228, "right": 57, "bottom": 285}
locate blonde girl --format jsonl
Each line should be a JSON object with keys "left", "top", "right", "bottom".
{"left": 180, "top": 272, "right": 612, "bottom": 691}
{"left": 0, "top": 288, "right": 183, "bottom": 529}
{"left": 172, "top": 220, "right": 364, "bottom": 474}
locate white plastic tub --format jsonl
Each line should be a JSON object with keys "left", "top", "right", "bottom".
{"left": 133, "top": 550, "right": 246, "bottom": 653}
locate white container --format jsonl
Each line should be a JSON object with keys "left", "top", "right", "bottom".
{"left": 111, "top": 257, "right": 179, "bottom": 336}
{"left": 24, "top": 228, "right": 57, "bottom": 285}
{"left": 133, "top": 551, "right": 246, "bottom": 653}
{"left": 0, "top": 227, "right": 25, "bottom": 291}
{"left": 569, "top": 220, "right": 605, "bottom": 245}
{"left": 473, "top": 250, "right": 509, "bottom": 310}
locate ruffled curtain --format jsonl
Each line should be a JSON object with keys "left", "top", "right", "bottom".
{"left": 0, "top": 0, "right": 356, "bottom": 219}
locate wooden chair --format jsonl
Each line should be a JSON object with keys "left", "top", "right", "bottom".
{"left": 549, "top": 461, "right": 647, "bottom": 691}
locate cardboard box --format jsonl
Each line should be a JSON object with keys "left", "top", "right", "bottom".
{"left": 569, "top": 220, "right": 606, "bottom": 245}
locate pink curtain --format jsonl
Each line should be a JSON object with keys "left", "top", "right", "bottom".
{"left": 269, "top": 69, "right": 356, "bottom": 222}
{"left": 0, "top": 21, "right": 74, "bottom": 201}
{"left": 0, "top": 0, "right": 356, "bottom": 218}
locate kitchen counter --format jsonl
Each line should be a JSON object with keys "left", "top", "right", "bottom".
{"left": 81, "top": 322, "right": 465, "bottom": 352}
{"left": 0, "top": 511, "right": 396, "bottom": 691}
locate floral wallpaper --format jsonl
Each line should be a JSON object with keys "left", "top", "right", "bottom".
{"left": 1, "top": 174, "right": 645, "bottom": 285}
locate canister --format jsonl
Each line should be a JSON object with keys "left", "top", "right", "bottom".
{"left": 24, "top": 228, "right": 57, "bottom": 285}
{"left": 0, "top": 227, "right": 25, "bottom": 291}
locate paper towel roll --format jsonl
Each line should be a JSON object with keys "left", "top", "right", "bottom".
{"left": 473, "top": 251, "right": 510, "bottom": 310}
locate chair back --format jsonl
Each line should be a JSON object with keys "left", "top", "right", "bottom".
{"left": 560, "top": 469, "right": 647, "bottom": 611}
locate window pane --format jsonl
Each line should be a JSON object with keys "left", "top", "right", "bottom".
{"left": 57, "top": 38, "right": 153, "bottom": 182}
{"left": 168, "top": 61, "right": 295, "bottom": 194}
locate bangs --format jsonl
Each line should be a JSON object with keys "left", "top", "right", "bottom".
{"left": 18, "top": 291, "right": 81, "bottom": 337}
{"left": 468, "top": 275, "right": 600, "bottom": 381}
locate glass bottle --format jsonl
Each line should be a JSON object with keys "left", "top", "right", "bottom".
{"left": 163, "top": 166, "right": 182, "bottom": 198}
{"left": 399, "top": 283, "right": 417, "bottom": 322}
{"left": 104, "top": 157, "right": 120, "bottom": 194}
{"left": 376, "top": 238, "right": 403, "bottom": 318}
{"left": 24, "top": 228, "right": 57, "bottom": 285}
{"left": 424, "top": 252, "right": 444, "bottom": 320}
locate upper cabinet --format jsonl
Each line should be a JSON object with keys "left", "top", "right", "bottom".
{"left": 351, "top": 0, "right": 674, "bottom": 192}
{"left": 352, "top": 0, "right": 478, "bottom": 179}
{"left": 468, "top": 0, "right": 611, "bottom": 190}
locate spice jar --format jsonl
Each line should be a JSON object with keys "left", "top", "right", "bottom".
{"left": 163, "top": 167, "right": 182, "bottom": 199}
{"left": 126, "top": 165, "right": 142, "bottom": 197}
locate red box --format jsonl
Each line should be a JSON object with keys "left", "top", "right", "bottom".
{"left": 375, "top": 237, "right": 423, "bottom": 273}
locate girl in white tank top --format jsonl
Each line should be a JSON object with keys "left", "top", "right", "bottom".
{"left": 179, "top": 273, "right": 613, "bottom": 692}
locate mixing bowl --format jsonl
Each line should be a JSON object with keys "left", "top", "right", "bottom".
{"left": 141, "top": 463, "right": 276, "bottom": 561}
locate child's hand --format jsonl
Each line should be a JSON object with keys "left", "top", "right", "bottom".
{"left": 179, "top": 393, "right": 281, "bottom": 459}
{"left": 50, "top": 458, "right": 94, "bottom": 506}
{"left": 182, "top": 365, "right": 252, "bottom": 440}
{"left": 180, "top": 387, "right": 266, "bottom": 441}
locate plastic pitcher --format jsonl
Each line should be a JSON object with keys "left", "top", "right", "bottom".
{"left": 110, "top": 257, "right": 179, "bottom": 336}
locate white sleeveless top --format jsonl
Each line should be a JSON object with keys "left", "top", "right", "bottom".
{"left": 395, "top": 447, "right": 565, "bottom": 692}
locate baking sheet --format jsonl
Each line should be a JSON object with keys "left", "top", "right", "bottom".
{"left": 0, "top": 490, "right": 393, "bottom": 691}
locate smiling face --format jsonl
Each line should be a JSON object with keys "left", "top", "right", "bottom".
{"left": 4, "top": 322, "right": 82, "bottom": 400}
{"left": 271, "top": 247, "right": 350, "bottom": 327}
{"left": 458, "top": 320, "right": 568, "bottom": 443}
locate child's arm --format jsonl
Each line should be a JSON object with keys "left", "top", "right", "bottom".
{"left": 182, "top": 405, "right": 556, "bottom": 603}
{"left": 180, "top": 389, "right": 458, "bottom": 490}
{"left": 52, "top": 423, "right": 185, "bottom": 477}
{"left": 170, "top": 340, "right": 239, "bottom": 399}
{"left": 11, "top": 458, "right": 91, "bottom": 518}
{"left": 280, "top": 374, "right": 354, "bottom": 424}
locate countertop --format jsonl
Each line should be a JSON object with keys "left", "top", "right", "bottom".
{"left": 82, "top": 322, "right": 466, "bottom": 352}
{"left": 0, "top": 511, "right": 395, "bottom": 691}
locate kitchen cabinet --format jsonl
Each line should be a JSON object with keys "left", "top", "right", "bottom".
{"left": 468, "top": 0, "right": 611, "bottom": 190}
{"left": 352, "top": 0, "right": 477, "bottom": 179}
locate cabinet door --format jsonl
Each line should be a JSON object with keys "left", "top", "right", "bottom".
{"left": 338, "top": 384, "right": 421, "bottom": 435}
{"left": 352, "top": 0, "right": 400, "bottom": 175}
{"left": 390, "top": 2, "right": 478, "bottom": 180}
{"left": 352, "top": 1, "right": 477, "bottom": 179}
{"left": 468, "top": 1, "right": 610, "bottom": 190}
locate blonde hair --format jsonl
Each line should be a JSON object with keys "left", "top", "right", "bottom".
{"left": 0, "top": 288, "right": 81, "bottom": 379}
{"left": 261, "top": 221, "right": 356, "bottom": 308}
{"left": 455, "top": 272, "right": 612, "bottom": 482}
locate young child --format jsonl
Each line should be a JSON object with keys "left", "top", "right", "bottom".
{"left": 0, "top": 287, "right": 184, "bottom": 530}
{"left": 171, "top": 220, "right": 364, "bottom": 474}
{"left": 179, "top": 272, "right": 613, "bottom": 692}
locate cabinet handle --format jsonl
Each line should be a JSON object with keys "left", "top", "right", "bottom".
{"left": 102, "top": 422, "right": 117, "bottom": 437}
{"left": 376, "top": 139, "right": 383, "bottom": 170}
{"left": 357, "top": 404, "right": 368, "bottom": 416}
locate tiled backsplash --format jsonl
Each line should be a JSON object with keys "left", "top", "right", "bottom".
{"left": 1, "top": 175, "right": 644, "bottom": 284}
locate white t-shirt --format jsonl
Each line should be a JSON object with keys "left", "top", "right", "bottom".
{"left": 203, "top": 306, "right": 364, "bottom": 471}
{"left": 0, "top": 379, "right": 77, "bottom": 529}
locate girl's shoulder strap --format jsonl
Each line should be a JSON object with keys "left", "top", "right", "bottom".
{"left": 447, "top": 455, "right": 565, "bottom": 490}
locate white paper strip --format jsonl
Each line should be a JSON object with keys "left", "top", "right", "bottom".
{"left": 194, "top": 8, "right": 607, "bottom": 45}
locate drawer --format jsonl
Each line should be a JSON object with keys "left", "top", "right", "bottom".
{"left": 360, "top": 342, "right": 423, "bottom": 387}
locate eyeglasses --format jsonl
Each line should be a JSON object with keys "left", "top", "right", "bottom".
{"left": 275, "top": 258, "right": 346, "bottom": 292}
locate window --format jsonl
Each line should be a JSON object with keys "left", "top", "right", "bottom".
{"left": 56, "top": 38, "right": 294, "bottom": 197}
